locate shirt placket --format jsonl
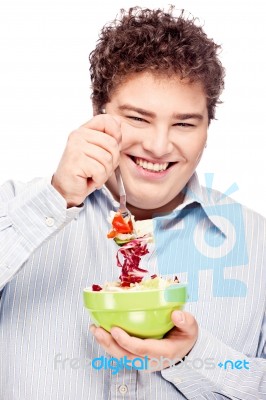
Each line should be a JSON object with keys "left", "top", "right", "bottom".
{"left": 110, "top": 369, "right": 138, "bottom": 399}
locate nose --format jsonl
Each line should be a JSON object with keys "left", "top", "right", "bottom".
{"left": 142, "top": 125, "right": 174, "bottom": 158}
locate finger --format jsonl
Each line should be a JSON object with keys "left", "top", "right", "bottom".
{"left": 111, "top": 115, "right": 122, "bottom": 127}
{"left": 90, "top": 326, "right": 137, "bottom": 360}
{"left": 80, "top": 134, "right": 120, "bottom": 169}
{"left": 80, "top": 114, "right": 122, "bottom": 145}
{"left": 68, "top": 128, "right": 120, "bottom": 157}
{"left": 90, "top": 326, "right": 176, "bottom": 373}
{"left": 81, "top": 143, "right": 114, "bottom": 172}
{"left": 171, "top": 311, "right": 198, "bottom": 338}
{"left": 110, "top": 327, "right": 170, "bottom": 358}
{"left": 77, "top": 155, "right": 109, "bottom": 188}
{"left": 67, "top": 131, "right": 120, "bottom": 176}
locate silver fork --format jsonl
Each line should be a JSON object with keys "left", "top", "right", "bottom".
{"left": 115, "top": 166, "right": 132, "bottom": 221}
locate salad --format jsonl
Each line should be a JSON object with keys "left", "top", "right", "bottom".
{"left": 91, "top": 210, "right": 179, "bottom": 291}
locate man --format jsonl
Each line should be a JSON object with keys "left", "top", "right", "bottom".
{"left": 0, "top": 6, "right": 265, "bottom": 400}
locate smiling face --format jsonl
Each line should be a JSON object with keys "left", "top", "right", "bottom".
{"left": 105, "top": 72, "right": 208, "bottom": 220}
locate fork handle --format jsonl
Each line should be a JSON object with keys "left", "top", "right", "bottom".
{"left": 115, "top": 167, "right": 126, "bottom": 197}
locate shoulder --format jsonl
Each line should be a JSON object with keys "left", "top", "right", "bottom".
{"left": 200, "top": 184, "right": 266, "bottom": 230}
{"left": 0, "top": 177, "right": 47, "bottom": 202}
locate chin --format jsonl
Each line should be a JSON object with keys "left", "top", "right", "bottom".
{"left": 129, "top": 194, "right": 173, "bottom": 211}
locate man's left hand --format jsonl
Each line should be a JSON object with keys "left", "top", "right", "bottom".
{"left": 89, "top": 310, "right": 198, "bottom": 371}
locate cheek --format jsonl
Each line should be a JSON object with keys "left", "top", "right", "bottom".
{"left": 194, "top": 147, "right": 205, "bottom": 164}
{"left": 181, "top": 133, "right": 207, "bottom": 161}
{"left": 121, "top": 134, "right": 147, "bottom": 156}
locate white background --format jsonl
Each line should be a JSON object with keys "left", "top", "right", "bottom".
{"left": 0, "top": 0, "right": 265, "bottom": 216}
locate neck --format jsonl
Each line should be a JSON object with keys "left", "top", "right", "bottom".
{"left": 105, "top": 178, "right": 185, "bottom": 221}
{"left": 124, "top": 192, "right": 185, "bottom": 221}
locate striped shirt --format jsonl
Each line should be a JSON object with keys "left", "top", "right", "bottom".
{"left": 0, "top": 174, "right": 265, "bottom": 400}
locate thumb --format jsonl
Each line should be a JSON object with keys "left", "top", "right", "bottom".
{"left": 171, "top": 310, "right": 186, "bottom": 327}
{"left": 112, "top": 115, "right": 122, "bottom": 128}
{"left": 171, "top": 310, "right": 198, "bottom": 337}
{"left": 101, "top": 108, "right": 121, "bottom": 128}
{"left": 110, "top": 115, "right": 122, "bottom": 152}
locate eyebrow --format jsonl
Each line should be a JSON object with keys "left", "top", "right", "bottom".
{"left": 118, "top": 104, "right": 204, "bottom": 121}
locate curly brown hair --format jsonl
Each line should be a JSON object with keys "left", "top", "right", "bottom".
{"left": 89, "top": 6, "right": 225, "bottom": 122}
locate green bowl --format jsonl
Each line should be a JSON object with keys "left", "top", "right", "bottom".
{"left": 83, "top": 284, "right": 187, "bottom": 339}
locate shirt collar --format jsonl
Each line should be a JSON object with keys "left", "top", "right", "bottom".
{"left": 102, "top": 172, "right": 228, "bottom": 237}
{"left": 182, "top": 173, "right": 227, "bottom": 236}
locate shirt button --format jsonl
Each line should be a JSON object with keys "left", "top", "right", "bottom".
{"left": 173, "top": 377, "right": 182, "bottom": 384}
{"left": 45, "top": 217, "right": 55, "bottom": 227}
{"left": 118, "top": 384, "right": 128, "bottom": 394}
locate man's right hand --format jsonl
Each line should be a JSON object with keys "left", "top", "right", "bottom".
{"left": 52, "top": 114, "right": 121, "bottom": 208}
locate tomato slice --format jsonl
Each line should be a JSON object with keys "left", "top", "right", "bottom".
{"left": 107, "top": 212, "right": 134, "bottom": 238}
{"left": 112, "top": 213, "right": 133, "bottom": 234}
{"left": 107, "top": 229, "right": 117, "bottom": 238}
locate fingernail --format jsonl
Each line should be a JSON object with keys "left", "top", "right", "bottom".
{"left": 174, "top": 311, "right": 185, "bottom": 323}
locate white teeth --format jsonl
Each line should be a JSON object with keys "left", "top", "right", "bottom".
{"left": 135, "top": 157, "right": 169, "bottom": 172}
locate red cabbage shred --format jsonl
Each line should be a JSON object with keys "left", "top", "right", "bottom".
{"left": 116, "top": 237, "right": 149, "bottom": 287}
